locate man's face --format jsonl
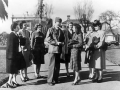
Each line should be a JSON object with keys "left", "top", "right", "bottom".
{"left": 23, "top": 23, "right": 27, "bottom": 29}
{"left": 68, "top": 23, "right": 73, "bottom": 30}
{"left": 55, "top": 22, "right": 61, "bottom": 29}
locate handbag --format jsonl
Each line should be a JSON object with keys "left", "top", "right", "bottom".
{"left": 48, "top": 44, "right": 59, "bottom": 53}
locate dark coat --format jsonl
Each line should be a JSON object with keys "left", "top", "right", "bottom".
{"left": 6, "top": 32, "right": 19, "bottom": 74}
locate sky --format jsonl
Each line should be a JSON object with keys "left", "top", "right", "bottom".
{"left": 0, "top": 0, "right": 120, "bottom": 33}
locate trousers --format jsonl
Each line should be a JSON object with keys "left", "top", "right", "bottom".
{"left": 47, "top": 53, "right": 60, "bottom": 83}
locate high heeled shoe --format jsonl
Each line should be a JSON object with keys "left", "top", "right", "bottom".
{"left": 97, "top": 78, "right": 103, "bottom": 83}
{"left": 1, "top": 83, "right": 16, "bottom": 88}
{"left": 20, "top": 77, "right": 26, "bottom": 82}
{"left": 12, "top": 81, "right": 21, "bottom": 87}
{"left": 25, "top": 77, "right": 30, "bottom": 81}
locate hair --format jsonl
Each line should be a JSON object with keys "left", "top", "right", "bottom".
{"left": 34, "top": 23, "right": 42, "bottom": 30}
{"left": 11, "top": 22, "right": 18, "bottom": 31}
{"left": 88, "top": 24, "right": 95, "bottom": 31}
{"left": 93, "top": 20, "right": 102, "bottom": 29}
{"left": 73, "top": 23, "right": 81, "bottom": 33}
{"left": 19, "top": 20, "right": 26, "bottom": 29}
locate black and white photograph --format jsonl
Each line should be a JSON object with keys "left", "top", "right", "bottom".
{"left": 0, "top": 0, "right": 120, "bottom": 90}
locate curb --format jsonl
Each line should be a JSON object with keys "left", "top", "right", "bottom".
{"left": 0, "top": 77, "right": 8, "bottom": 86}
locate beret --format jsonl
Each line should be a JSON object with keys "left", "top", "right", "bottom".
{"left": 55, "top": 17, "right": 62, "bottom": 23}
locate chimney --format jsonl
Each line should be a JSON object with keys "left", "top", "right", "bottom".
{"left": 67, "top": 15, "right": 70, "bottom": 20}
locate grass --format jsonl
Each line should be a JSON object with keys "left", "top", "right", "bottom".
{"left": 0, "top": 49, "right": 8, "bottom": 86}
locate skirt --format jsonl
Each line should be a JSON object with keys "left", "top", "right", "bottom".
{"left": 70, "top": 49, "right": 81, "bottom": 72}
{"left": 6, "top": 59, "right": 18, "bottom": 74}
{"left": 16, "top": 52, "right": 26, "bottom": 70}
{"left": 32, "top": 49, "right": 44, "bottom": 65}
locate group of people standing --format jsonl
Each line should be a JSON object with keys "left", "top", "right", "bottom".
{"left": 1, "top": 17, "right": 106, "bottom": 88}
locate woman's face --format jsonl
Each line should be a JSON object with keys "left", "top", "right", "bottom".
{"left": 14, "top": 25, "right": 20, "bottom": 32}
{"left": 89, "top": 26, "right": 93, "bottom": 32}
{"left": 73, "top": 26, "right": 79, "bottom": 33}
{"left": 68, "top": 23, "right": 73, "bottom": 30}
{"left": 94, "top": 26, "right": 99, "bottom": 31}
{"left": 37, "top": 26, "right": 42, "bottom": 32}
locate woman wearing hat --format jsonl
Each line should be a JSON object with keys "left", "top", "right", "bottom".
{"left": 89, "top": 20, "right": 106, "bottom": 83}
{"left": 31, "top": 24, "right": 45, "bottom": 78}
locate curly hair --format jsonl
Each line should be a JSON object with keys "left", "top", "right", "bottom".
{"left": 34, "top": 24, "right": 42, "bottom": 30}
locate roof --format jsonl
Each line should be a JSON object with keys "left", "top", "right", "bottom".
{"left": 62, "top": 19, "right": 80, "bottom": 24}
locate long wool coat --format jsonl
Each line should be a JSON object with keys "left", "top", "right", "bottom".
{"left": 89, "top": 30, "right": 106, "bottom": 69}
{"left": 6, "top": 32, "right": 19, "bottom": 74}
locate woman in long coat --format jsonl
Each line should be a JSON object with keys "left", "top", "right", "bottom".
{"left": 84, "top": 25, "right": 95, "bottom": 79}
{"left": 89, "top": 20, "right": 106, "bottom": 83}
{"left": 19, "top": 21, "right": 31, "bottom": 82}
{"left": 2, "top": 22, "right": 20, "bottom": 88}
{"left": 69, "top": 23, "right": 83, "bottom": 85}
{"left": 31, "top": 24, "right": 45, "bottom": 78}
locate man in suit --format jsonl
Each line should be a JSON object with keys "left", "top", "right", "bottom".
{"left": 45, "top": 17, "right": 65, "bottom": 86}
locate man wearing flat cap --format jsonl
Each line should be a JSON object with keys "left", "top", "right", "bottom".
{"left": 45, "top": 17, "right": 65, "bottom": 86}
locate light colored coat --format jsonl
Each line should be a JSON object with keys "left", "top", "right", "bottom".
{"left": 89, "top": 30, "right": 106, "bottom": 69}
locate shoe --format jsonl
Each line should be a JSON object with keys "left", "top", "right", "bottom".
{"left": 1, "top": 83, "right": 16, "bottom": 88}
{"left": 20, "top": 77, "right": 26, "bottom": 82}
{"left": 25, "top": 77, "right": 30, "bottom": 81}
{"left": 47, "top": 82, "right": 54, "bottom": 86}
{"left": 71, "top": 82, "right": 78, "bottom": 85}
{"left": 97, "top": 79, "right": 103, "bottom": 83}
{"left": 76, "top": 79, "right": 81, "bottom": 84}
{"left": 92, "top": 78, "right": 98, "bottom": 82}
{"left": 12, "top": 81, "right": 21, "bottom": 87}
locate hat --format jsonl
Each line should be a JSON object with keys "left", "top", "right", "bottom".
{"left": 55, "top": 17, "right": 62, "bottom": 23}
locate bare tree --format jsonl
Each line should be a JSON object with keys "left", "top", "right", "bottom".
{"left": 43, "top": 3, "right": 53, "bottom": 18}
{"left": 0, "top": 0, "right": 8, "bottom": 20}
{"left": 73, "top": 0, "right": 94, "bottom": 33}
{"left": 74, "top": 0, "right": 94, "bottom": 21}
{"left": 35, "top": 1, "right": 53, "bottom": 19}
{"left": 99, "top": 10, "right": 118, "bottom": 34}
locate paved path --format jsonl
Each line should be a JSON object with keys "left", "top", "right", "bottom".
{"left": 1, "top": 52, "right": 120, "bottom": 90}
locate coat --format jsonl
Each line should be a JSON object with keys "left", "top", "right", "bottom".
{"left": 45, "top": 27, "right": 65, "bottom": 53}
{"left": 89, "top": 30, "right": 106, "bottom": 69}
{"left": 6, "top": 32, "right": 19, "bottom": 74}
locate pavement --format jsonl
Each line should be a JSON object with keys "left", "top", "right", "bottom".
{"left": 1, "top": 52, "right": 120, "bottom": 90}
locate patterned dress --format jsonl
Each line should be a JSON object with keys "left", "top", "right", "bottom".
{"left": 70, "top": 33, "right": 83, "bottom": 71}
